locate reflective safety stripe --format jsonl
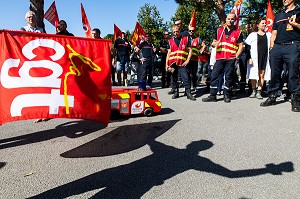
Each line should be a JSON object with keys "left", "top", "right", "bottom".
{"left": 145, "top": 102, "right": 150, "bottom": 107}
{"left": 216, "top": 48, "right": 237, "bottom": 54}
{"left": 210, "top": 86, "right": 218, "bottom": 89}
{"left": 219, "top": 42, "right": 238, "bottom": 50}
{"left": 170, "top": 51, "right": 188, "bottom": 55}
{"left": 169, "top": 56, "right": 187, "bottom": 61}
{"left": 223, "top": 85, "right": 230, "bottom": 89}
{"left": 155, "top": 101, "right": 161, "bottom": 107}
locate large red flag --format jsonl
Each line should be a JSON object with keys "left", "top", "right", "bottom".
{"left": 113, "top": 24, "right": 122, "bottom": 43}
{"left": 0, "top": 30, "right": 112, "bottom": 125}
{"left": 266, "top": 0, "right": 275, "bottom": 32}
{"left": 189, "top": 8, "right": 197, "bottom": 29}
{"left": 44, "top": 1, "right": 59, "bottom": 32}
{"left": 81, "top": 3, "right": 92, "bottom": 38}
{"left": 130, "top": 22, "right": 146, "bottom": 46}
{"left": 231, "top": 0, "right": 242, "bottom": 28}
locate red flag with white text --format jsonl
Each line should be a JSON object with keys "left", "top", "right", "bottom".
{"left": 81, "top": 3, "right": 92, "bottom": 38}
{"left": 113, "top": 24, "right": 122, "bottom": 43}
{"left": 0, "top": 30, "right": 112, "bottom": 125}
{"left": 266, "top": 0, "right": 275, "bottom": 32}
{"left": 44, "top": 1, "right": 59, "bottom": 32}
{"left": 189, "top": 8, "right": 197, "bottom": 29}
{"left": 231, "top": 0, "right": 242, "bottom": 28}
{"left": 130, "top": 22, "right": 146, "bottom": 46}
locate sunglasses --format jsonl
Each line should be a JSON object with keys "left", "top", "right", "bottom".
{"left": 173, "top": 31, "right": 179, "bottom": 33}
{"left": 189, "top": 30, "right": 195, "bottom": 32}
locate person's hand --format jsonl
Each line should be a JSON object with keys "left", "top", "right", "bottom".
{"left": 182, "top": 60, "right": 189, "bottom": 67}
{"left": 140, "top": 57, "right": 146, "bottom": 62}
{"left": 248, "top": 58, "right": 253, "bottom": 65}
{"left": 289, "top": 15, "right": 298, "bottom": 26}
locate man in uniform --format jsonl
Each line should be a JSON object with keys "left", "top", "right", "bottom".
{"left": 159, "top": 31, "right": 171, "bottom": 88}
{"left": 135, "top": 33, "right": 158, "bottom": 87}
{"left": 202, "top": 13, "right": 243, "bottom": 103}
{"left": 166, "top": 25, "right": 195, "bottom": 101}
{"left": 260, "top": 0, "right": 300, "bottom": 112}
{"left": 187, "top": 26, "right": 206, "bottom": 91}
{"left": 113, "top": 30, "right": 131, "bottom": 86}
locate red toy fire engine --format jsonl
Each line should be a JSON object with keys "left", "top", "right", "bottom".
{"left": 111, "top": 86, "right": 161, "bottom": 117}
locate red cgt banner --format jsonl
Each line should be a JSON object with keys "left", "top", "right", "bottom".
{"left": 0, "top": 30, "right": 112, "bottom": 125}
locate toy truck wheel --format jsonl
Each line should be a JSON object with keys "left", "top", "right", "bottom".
{"left": 144, "top": 108, "right": 153, "bottom": 116}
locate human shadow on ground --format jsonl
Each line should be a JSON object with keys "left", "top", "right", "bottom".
{"left": 30, "top": 139, "right": 293, "bottom": 199}
{"left": 0, "top": 120, "right": 106, "bottom": 150}
{"left": 0, "top": 162, "right": 6, "bottom": 169}
{"left": 61, "top": 119, "right": 180, "bottom": 158}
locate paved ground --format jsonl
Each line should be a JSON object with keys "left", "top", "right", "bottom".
{"left": 0, "top": 82, "right": 299, "bottom": 199}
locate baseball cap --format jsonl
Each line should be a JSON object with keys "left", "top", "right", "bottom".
{"left": 122, "top": 29, "right": 128, "bottom": 34}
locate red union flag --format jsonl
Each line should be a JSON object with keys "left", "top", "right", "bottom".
{"left": 113, "top": 24, "right": 122, "bottom": 43}
{"left": 266, "top": 0, "right": 275, "bottom": 32}
{"left": 81, "top": 3, "right": 92, "bottom": 38}
{"left": 231, "top": 0, "right": 242, "bottom": 28}
{"left": 0, "top": 30, "right": 112, "bottom": 125}
{"left": 130, "top": 22, "right": 146, "bottom": 46}
{"left": 189, "top": 8, "right": 197, "bottom": 29}
{"left": 44, "top": 1, "right": 59, "bottom": 31}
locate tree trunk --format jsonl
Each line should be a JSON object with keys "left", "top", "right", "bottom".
{"left": 30, "top": 0, "right": 45, "bottom": 31}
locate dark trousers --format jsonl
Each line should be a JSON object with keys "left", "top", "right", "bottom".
{"left": 188, "top": 60, "right": 198, "bottom": 88}
{"left": 210, "top": 59, "right": 236, "bottom": 96}
{"left": 160, "top": 55, "right": 171, "bottom": 87}
{"left": 139, "top": 59, "right": 153, "bottom": 86}
{"left": 238, "top": 53, "right": 247, "bottom": 84}
{"left": 269, "top": 43, "right": 300, "bottom": 94}
{"left": 171, "top": 65, "right": 191, "bottom": 90}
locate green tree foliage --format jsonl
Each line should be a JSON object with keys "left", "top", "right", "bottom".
{"left": 137, "top": 3, "right": 168, "bottom": 45}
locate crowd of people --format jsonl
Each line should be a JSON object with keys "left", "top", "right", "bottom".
{"left": 20, "top": 0, "right": 300, "bottom": 113}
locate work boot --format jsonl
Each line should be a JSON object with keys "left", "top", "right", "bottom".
{"left": 256, "top": 90, "right": 263, "bottom": 99}
{"left": 260, "top": 91, "right": 277, "bottom": 107}
{"left": 249, "top": 89, "right": 256, "bottom": 98}
{"left": 202, "top": 95, "right": 217, "bottom": 102}
{"left": 186, "top": 89, "right": 196, "bottom": 101}
{"left": 168, "top": 88, "right": 176, "bottom": 95}
{"left": 239, "top": 82, "right": 246, "bottom": 93}
{"left": 172, "top": 88, "right": 179, "bottom": 99}
{"left": 224, "top": 94, "right": 231, "bottom": 103}
{"left": 291, "top": 93, "right": 300, "bottom": 112}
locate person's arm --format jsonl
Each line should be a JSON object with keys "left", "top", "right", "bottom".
{"left": 182, "top": 47, "right": 193, "bottom": 67}
{"left": 165, "top": 49, "right": 171, "bottom": 71}
{"left": 211, "top": 39, "right": 220, "bottom": 48}
{"left": 236, "top": 42, "right": 244, "bottom": 59}
{"left": 269, "top": 29, "right": 277, "bottom": 50}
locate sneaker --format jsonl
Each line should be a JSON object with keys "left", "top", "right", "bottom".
{"left": 249, "top": 90, "right": 256, "bottom": 98}
{"left": 256, "top": 90, "right": 263, "bottom": 99}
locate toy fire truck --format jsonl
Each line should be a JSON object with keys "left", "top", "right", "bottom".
{"left": 111, "top": 86, "right": 161, "bottom": 117}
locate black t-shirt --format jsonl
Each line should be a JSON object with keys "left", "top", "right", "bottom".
{"left": 138, "top": 41, "right": 156, "bottom": 59}
{"left": 273, "top": 6, "right": 300, "bottom": 43}
{"left": 114, "top": 38, "right": 131, "bottom": 62}
{"left": 56, "top": 30, "right": 74, "bottom": 36}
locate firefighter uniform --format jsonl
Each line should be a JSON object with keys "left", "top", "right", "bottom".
{"left": 203, "top": 26, "right": 243, "bottom": 102}
{"left": 261, "top": 6, "right": 300, "bottom": 112}
{"left": 188, "top": 36, "right": 202, "bottom": 89}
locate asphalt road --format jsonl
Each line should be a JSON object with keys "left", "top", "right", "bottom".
{"left": 0, "top": 83, "right": 299, "bottom": 199}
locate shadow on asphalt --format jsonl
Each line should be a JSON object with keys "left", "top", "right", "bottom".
{"left": 30, "top": 138, "right": 294, "bottom": 198}
{"left": 60, "top": 119, "right": 180, "bottom": 158}
{"left": 0, "top": 120, "right": 106, "bottom": 149}
{"left": 0, "top": 162, "right": 6, "bottom": 169}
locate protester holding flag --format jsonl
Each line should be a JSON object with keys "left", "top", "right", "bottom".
{"left": 57, "top": 20, "right": 74, "bottom": 36}
{"left": 202, "top": 13, "right": 243, "bottom": 103}
{"left": 245, "top": 18, "right": 271, "bottom": 99}
{"left": 261, "top": 0, "right": 300, "bottom": 112}
{"left": 113, "top": 30, "right": 131, "bottom": 86}
{"left": 91, "top": 28, "right": 102, "bottom": 39}
{"left": 21, "top": 11, "right": 44, "bottom": 33}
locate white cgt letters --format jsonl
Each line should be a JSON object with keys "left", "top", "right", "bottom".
{"left": 0, "top": 39, "right": 74, "bottom": 116}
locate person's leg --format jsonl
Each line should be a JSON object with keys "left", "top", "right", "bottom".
{"left": 179, "top": 66, "right": 195, "bottom": 100}
{"left": 256, "top": 69, "right": 265, "bottom": 99}
{"left": 249, "top": 79, "right": 257, "bottom": 98}
{"left": 116, "top": 61, "right": 122, "bottom": 86}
